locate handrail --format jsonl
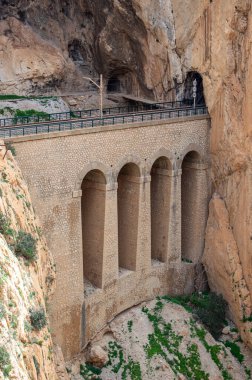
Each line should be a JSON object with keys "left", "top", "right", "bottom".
{"left": 1, "top": 106, "right": 208, "bottom": 139}
{"left": 0, "top": 100, "right": 202, "bottom": 127}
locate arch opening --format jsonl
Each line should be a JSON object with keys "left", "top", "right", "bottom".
{"left": 183, "top": 71, "right": 205, "bottom": 106}
{"left": 151, "top": 157, "right": 172, "bottom": 264}
{"left": 81, "top": 169, "right": 106, "bottom": 289}
{"left": 181, "top": 150, "right": 202, "bottom": 263}
{"left": 117, "top": 163, "right": 140, "bottom": 272}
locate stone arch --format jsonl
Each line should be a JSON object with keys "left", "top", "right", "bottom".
{"left": 146, "top": 148, "right": 175, "bottom": 175}
{"left": 178, "top": 144, "right": 206, "bottom": 169}
{"left": 150, "top": 155, "right": 173, "bottom": 263}
{"left": 81, "top": 167, "right": 107, "bottom": 290}
{"left": 181, "top": 146, "right": 208, "bottom": 263}
{"left": 117, "top": 161, "right": 141, "bottom": 272}
{"left": 75, "top": 161, "right": 112, "bottom": 191}
{"left": 114, "top": 155, "right": 143, "bottom": 180}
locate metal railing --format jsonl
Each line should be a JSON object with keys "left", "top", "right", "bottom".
{"left": 1, "top": 106, "right": 208, "bottom": 139}
{"left": 0, "top": 100, "right": 200, "bottom": 127}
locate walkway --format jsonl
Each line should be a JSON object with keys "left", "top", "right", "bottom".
{"left": 0, "top": 101, "right": 208, "bottom": 138}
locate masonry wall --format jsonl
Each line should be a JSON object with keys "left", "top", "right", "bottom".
{"left": 8, "top": 115, "right": 210, "bottom": 359}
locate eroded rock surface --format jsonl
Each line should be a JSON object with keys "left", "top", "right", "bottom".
{"left": 0, "top": 144, "right": 58, "bottom": 379}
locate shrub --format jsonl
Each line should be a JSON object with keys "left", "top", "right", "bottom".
{"left": 29, "top": 308, "right": 47, "bottom": 331}
{"left": 5, "top": 142, "right": 16, "bottom": 156}
{"left": 224, "top": 340, "right": 244, "bottom": 363}
{"left": 14, "top": 230, "right": 37, "bottom": 262}
{"left": 0, "top": 346, "right": 12, "bottom": 377}
{"left": 0, "top": 213, "right": 14, "bottom": 236}
{"left": 163, "top": 292, "right": 227, "bottom": 339}
{"left": 191, "top": 293, "right": 227, "bottom": 339}
{"left": 0, "top": 303, "right": 6, "bottom": 319}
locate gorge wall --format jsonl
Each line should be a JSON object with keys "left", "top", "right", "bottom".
{"left": 0, "top": 0, "right": 252, "bottom": 365}
{"left": 0, "top": 144, "right": 59, "bottom": 379}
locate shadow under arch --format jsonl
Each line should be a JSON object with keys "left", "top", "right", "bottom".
{"left": 81, "top": 167, "right": 107, "bottom": 290}
{"left": 117, "top": 162, "right": 141, "bottom": 272}
{"left": 150, "top": 155, "right": 173, "bottom": 263}
{"left": 180, "top": 147, "right": 208, "bottom": 263}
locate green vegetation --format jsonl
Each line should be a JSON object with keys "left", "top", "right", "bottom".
{"left": 80, "top": 363, "right": 102, "bottom": 379}
{"left": 5, "top": 142, "right": 16, "bottom": 156}
{"left": 190, "top": 321, "right": 232, "bottom": 380}
{"left": 80, "top": 341, "right": 142, "bottom": 380}
{"left": 0, "top": 95, "right": 28, "bottom": 100}
{"left": 33, "top": 356, "right": 40, "bottom": 376}
{"left": 182, "top": 257, "right": 193, "bottom": 263}
{"left": 0, "top": 303, "right": 6, "bottom": 319}
{"left": 14, "top": 230, "right": 37, "bottom": 262}
{"left": 245, "top": 367, "right": 251, "bottom": 380}
{"left": 0, "top": 213, "right": 15, "bottom": 237}
{"left": 0, "top": 95, "right": 57, "bottom": 101}
{"left": 242, "top": 314, "right": 252, "bottom": 322}
{"left": 127, "top": 320, "right": 133, "bottom": 333}
{"left": 0, "top": 214, "right": 37, "bottom": 263}
{"left": 0, "top": 346, "right": 12, "bottom": 377}
{"left": 29, "top": 308, "right": 47, "bottom": 331}
{"left": 142, "top": 300, "right": 209, "bottom": 379}
{"left": 10, "top": 314, "right": 18, "bottom": 329}
{"left": 162, "top": 292, "right": 227, "bottom": 339}
{"left": 224, "top": 340, "right": 244, "bottom": 363}
{"left": 106, "top": 341, "right": 142, "bottom": 380}
{"left": 13, "top": 109, "right": 50, "bottom": 123}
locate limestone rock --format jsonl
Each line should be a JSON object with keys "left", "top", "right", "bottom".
{"left": 222, "top": 326, "right": 231, "bottom": 335}
{"left": 202, "top": 194, "right": 252, "bottom": 347}
{"left": 88, "top": 345, "right": 108, "bottom": 368}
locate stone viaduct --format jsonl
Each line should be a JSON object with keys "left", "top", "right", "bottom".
{"left": 7, "top": 114, "right": 210, "bottom": 359}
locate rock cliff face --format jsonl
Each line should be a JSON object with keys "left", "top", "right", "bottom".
{"left": 0, "top": 0, "right": 252, "bottom": 365}
{"left": 0, "top": 144, "right": 58, "bottom": 379}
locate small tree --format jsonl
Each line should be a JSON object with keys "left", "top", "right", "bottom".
{"left": 29, "top": 308, "right": 47, "bottom": 331}
{"left": 14, "top": 230, "right": 37, "bottom": 262}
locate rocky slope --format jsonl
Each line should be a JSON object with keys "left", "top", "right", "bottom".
{"left": 69, "top": 297, "right": 252, "bottom": 380}
{"left": 0, "top": 144, "right": 58, "bottom": 379}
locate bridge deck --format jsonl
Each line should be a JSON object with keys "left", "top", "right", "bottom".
{"left": 1, "top": 105, "right": 208, "bottom": 139}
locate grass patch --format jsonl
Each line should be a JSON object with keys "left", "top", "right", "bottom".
{"left": 0, "top": 346, "right": 12, "bottom": 377}
{"left": 0, "top": 303, "right": 6, "bottom": 319}
{"left": 0, "top": 95, "right": 57, "bottom": 101}
{"left": 0, "top": 95, "right": 28, "bottom": 100}
{"left": 127, "top": 320, "right": 133, "bottom": 333}
{"left": 13, "top": 109, "right": 50, "bottom": 123}
{"left": 142, "top": 300, "right": 210, "bottom": 379}
{"left": 162, "top": 292, "right": 227, "bottom": 339}
{"left": 190, "top": 321, "right": 232, "bottom": 380}
{"left": 0, "top": 213, "right": 15, "bottom": 237}
{"left": 5, "top": 142, "right": 16, "bottom": 156}
{"left": 224, "top": 340, "right": 244, "bottom": 363}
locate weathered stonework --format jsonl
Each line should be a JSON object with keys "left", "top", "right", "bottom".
{"left": 7, "top": 115, "right": 210, "bottom": 359}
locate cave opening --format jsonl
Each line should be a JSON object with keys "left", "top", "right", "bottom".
{"left": 68, "top": 40, "right": 86, "bottom": 63}
{"left": 107, "top": 76, "right": 121, "bottom": 93}
{"left": 183, "top": 71, "right": 205, "bottom": 106}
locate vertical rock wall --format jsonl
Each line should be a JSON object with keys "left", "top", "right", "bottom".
{"left": 0, "top": 144, "right": 59, "bottom": 379}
